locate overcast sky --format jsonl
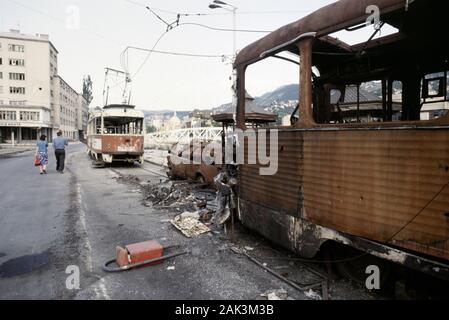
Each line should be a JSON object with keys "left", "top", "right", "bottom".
{"left": 1, "top": 0, "right": 395, "bottom": 110}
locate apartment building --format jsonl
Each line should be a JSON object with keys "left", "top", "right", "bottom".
{"left": 0, "top": 29, "right": 88, "bottom": 144}
{"left": 53, "top": 75, "right": 87, "bottom": 141}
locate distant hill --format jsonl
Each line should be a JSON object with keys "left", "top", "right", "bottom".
{"left": 141, "top": 81, "right": 390, "bottom": 122}
{"left": 213, "top": 84, "right": 300, "bottom": 123}
{"left": 254, "top": 84, "right": 300, "bottom": 107}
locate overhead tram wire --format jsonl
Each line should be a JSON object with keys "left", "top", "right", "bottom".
{"left": 123, "top": 46, "right": 231, "bottom": 59}
{"left": 119, "top": 7, "right": 269, "bottom": 87}
{"left": 176, "top": 22, "right": 271, "bottom": 34}
{"left": 123, "top": 0, "right": 312, "bottom": 16}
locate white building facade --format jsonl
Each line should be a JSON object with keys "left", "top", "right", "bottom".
{"left": 0, "top": 30, "right": 87, "bottom": 144}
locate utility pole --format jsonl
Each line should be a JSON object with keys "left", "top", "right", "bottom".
{"left": 209, "top": 0, "right": 238, "bottom": 58}
{"left": 208, "top": 1, "right": 238, "bottom": 110}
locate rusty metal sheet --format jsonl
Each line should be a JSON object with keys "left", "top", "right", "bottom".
{"left": 234, "top": 0, "right": 406, "bottom": 67}
{"left": 166, "top": 143, "right": 221, "bottom": 186}
{"left": 302, "top": 129, "right": 449, "bottom": 260}
{"left": 239, "top": 130, "right": 303, "bottom": 216}
{"left": 88, "top": 135, "right": 144, "bottom": 155}
{"left": 238, "top": 127, "right": 449, "bottom": 262}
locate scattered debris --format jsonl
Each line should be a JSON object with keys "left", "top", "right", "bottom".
{"left": 230, "top": 246, "right": 245, "bottom": 254}
{"left": 171, "top": 214, "right": 211, "bottom": 238}
{"left": 197, "top": 208, "right": 214, "bottom": 223}
{"left": 211, "top": 170, "right": 239, "bottom": 226}
{"left": 103, "top": 240, "right": 189, "bottom": 273}
{"left": 167, "top": 266, "right": 176, "bottom": 271}
{"left": 273, "top": 265, "right": 290, "bottom": 270}
{"left": 240, "top": 250, "right": 323, "bottom": 294}
{"left": 304, "top": 289, "right": 322, "bottom": 300}
{"left": 143, "top": 181, "right": 200, "bottom": 212}
{"left": 180, "top": 211, "right": 200, "bottom": 220}
{"left": 261, "top": 289, "right": 289, "bottom": 300}
{"left": 213, "top": 172, "right": 232, "bottom": 225}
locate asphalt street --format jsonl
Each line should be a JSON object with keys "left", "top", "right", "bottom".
{"left": 0, "top": 143, "right": 376, "bottom": 300}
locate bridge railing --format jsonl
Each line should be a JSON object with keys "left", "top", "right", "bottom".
{"left": 145, "top": 127, "right": 223, "bottom": 149}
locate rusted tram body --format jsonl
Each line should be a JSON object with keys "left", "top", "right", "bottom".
{"left": 234, "top": 0, "right": 449, "bottom": 279}
{"left": 87, "top": 104, "right": 145, "bottom": 164}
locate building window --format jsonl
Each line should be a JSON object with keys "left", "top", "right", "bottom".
{"left": 0, "top": 72, "right": 2, "bottom": 79}
{"left": 9, "top": 87, "right": 26, "bottom": 94}
{"left": 10, "top": 100, "right": 26, "bottom": 106}
{"left": 0, "top": 58, "right": 2, "bottom": 65}
{"left": 0, "top": 110, "right": 17, "bottom": 120}
{"left": 9, "top": 73, "right": 25, "bottom": 80}
{"left": 20, "top": 111, "right": 40, "bottom": 121}
{"left": 8, "top": 44, "right": 25, "bottom": 52}
{"left": 0, "top": 86, "right": 3, "bottom": 94}
{"left": 9, "top": 58, "right": 25, "bottom": 67}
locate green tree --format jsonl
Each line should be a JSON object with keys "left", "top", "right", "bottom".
{"left": 82, "top": 75, "right": 93, "bottom": 105}
{"left": 146, "top": 125, "right": 157, "bottom": 134}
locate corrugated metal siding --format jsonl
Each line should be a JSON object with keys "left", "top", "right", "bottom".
{"left": 101, "top": 135, "right": 144, "bottom": 153}
{"left": 303, "top": 130, "right": 449, "bottom": 259}
{"left": 239, "top": 128, "right": 449, "bottom": 261}
{"left": 239, "top": 130, "right": 302, "bottom": 215}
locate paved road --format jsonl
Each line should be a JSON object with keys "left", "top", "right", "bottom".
{"left": 0, "top": 143, "right": 85, "bottom": 298}
{"left": 0, "top": 143, "right": 376, "bottom": 300}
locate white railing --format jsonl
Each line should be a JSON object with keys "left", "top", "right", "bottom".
{"left": 145, "top": 127, "right": 223, "bottom": 149}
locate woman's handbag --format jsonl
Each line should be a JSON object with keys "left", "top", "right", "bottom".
{"left": 34, "top": 154, "right": 41, "bottom": 166}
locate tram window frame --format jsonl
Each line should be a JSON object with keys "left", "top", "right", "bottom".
{"left": 102, "top": 117, "right": 144, "bottom": 135}
{"left": 243, "top": 51, "right": 300, "bottom": 129}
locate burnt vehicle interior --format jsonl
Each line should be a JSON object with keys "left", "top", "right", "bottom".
{"left": 92, "top": 116, "right": 144, "bottom": 135}
{"left": 102, "top": 117, "right": 144, "bottom": 135}
{"left": 311, "top": 22, "right": 449, "bottom": 125}
{"left": 247, "top": 0, "right": 449, "bottom": 128}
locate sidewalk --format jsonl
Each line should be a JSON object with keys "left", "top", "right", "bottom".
{"left": 0, "top": 145, "right": 35, "bottom": 156}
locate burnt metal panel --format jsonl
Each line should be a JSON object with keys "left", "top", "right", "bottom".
{"left": 239, "top": 130, "right": 303, "bottom": 217}
{"left": 234, "top": 0, "right": 406, "bottom": 67}
{"left": 302, "top": 129, "right": 449, "bottom": 260}
{"left": 88, "top": 135, "right": 144, "bottom": 155}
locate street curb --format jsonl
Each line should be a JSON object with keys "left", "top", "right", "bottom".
{"left": 0, "top": 148, "right": 34, "bottom": 156}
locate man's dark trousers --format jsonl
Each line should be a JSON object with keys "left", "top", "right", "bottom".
{"left": 55, "top": 149, "right": 66, "bottom": 172}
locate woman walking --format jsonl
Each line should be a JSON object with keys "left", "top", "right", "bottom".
{"left": 36, "top": 135, "right": 49, "bottom": 175}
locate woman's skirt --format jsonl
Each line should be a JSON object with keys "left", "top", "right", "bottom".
{"left": 38, "top": 152, "right": 48, "bottom": 166}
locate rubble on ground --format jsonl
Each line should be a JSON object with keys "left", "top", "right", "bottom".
{"left": 143, "top": 181, "right": 198, "bottom": 212}
{"left": 171, "top": 213, "right": 211, "bottom": 238}
{"left": 141, "top": 179, "right": 219, "bottom": 215}
{"left": 261, "top": 289, "right": 289, "bottom": 300}
{"left": 304, "top": 289, "right": 322, "bottom": 300}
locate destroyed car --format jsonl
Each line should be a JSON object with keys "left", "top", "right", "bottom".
{"left": 167, "top": 141, "right": 222, "bottom": 186}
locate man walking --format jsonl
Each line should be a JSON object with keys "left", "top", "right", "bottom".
{"left": 53, "top": 130, "right": 68, "bottom": 173}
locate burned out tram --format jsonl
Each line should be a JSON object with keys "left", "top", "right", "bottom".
{"left": 87, "top": 104, "right": 145, "bottom": 165}
{"left": 231, "top": 0, "right": 449, "bottom": 281}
